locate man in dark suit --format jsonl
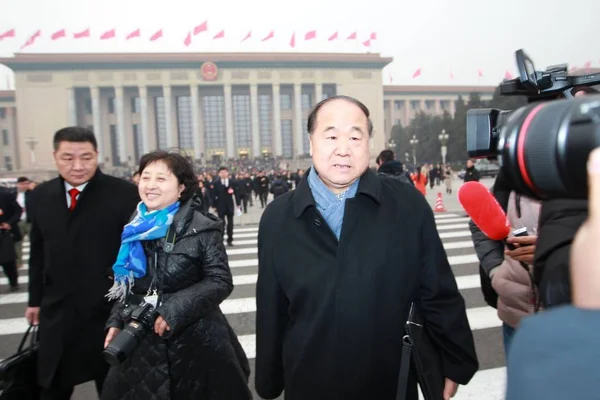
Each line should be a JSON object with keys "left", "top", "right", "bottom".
{"left": 211, "top": 166, "right": 239, "bottom": 246}
{"left": 0, "top": 190, "right": 22, "bottom": 290}
{"left": 25, "top": 127, "right": 139, "bottom": 400}
{"left": 14, "top": 176, "right": 32, "bottom": 268}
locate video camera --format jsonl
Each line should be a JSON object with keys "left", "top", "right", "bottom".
{"left": 466, "top": 49, "right": 600, "bottom": 200}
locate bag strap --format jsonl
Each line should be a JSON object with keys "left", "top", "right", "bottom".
{"left": 396, "top": 335, "right": 413, "bottom": 400}
{"left": 18, "top": 325, "right": 38, "bottom": 353}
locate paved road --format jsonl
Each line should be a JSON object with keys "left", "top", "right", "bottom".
{"left": 0, "top": 192, "right": 506, "bottom": 400}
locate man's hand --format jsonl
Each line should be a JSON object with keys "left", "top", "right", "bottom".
{"left": 572, "top": 148, "right": 600, "bottom": 309}
{"left": 505, "top": 235, "right": 537, "bottom": 264}
{"left": 25, "top": 307, "right": 40, "bottom": 325}
{"left": 0, "top": 222, "right": 11, "bottom": 230}
{"left": 104, "top": 327, "right": 121, "bottom": 348}
{"left": 443, "top": 378, "right": 459, "bottom": 400}
{"left": 154, "top": 315, "right": 171, "bottom": 337}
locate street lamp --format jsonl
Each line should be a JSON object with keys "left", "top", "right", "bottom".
{"left": 438, "top": 129, "right": 449, "bottom": 166}
{"left": 404, "top": 152, "right": 410, "bottom": 166}
{"left": 409, "top": 135, "right": 419, "bottom": 165}
{"left": 24, "top": 136, "right": 39, "bottom": 168}
{"left": 387, "top": 139, "right": 396, "bottom": 157}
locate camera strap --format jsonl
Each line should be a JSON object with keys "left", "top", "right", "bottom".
{"left": 145, "top": 227, "right": 177, "bottom": 307}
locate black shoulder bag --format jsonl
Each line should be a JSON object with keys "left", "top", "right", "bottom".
{"left": 0, "top": 325, "right": 40, "bottom": 400}
{"left": 396, "top": 302, "right": 445, "bottom": 400}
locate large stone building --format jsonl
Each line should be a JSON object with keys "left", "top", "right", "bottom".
{"left": 0, "top": 52, "right": 495, "bottom": 172}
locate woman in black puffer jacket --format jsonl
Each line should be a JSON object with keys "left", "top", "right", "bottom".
{"left": 101, "top": 150, "right": 251, "bottom": 400}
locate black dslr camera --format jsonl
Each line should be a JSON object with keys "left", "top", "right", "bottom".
{"left": 103, "top": 302, "right": 158, "bottom": 366}
{"left": 466, "top": 49, "right": 600, "bottom": 200}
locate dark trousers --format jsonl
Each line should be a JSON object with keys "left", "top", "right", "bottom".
{"left": 218, "top": 211, "right": 234, "bottom": 244}
{"left": 259, "top": 192, "right": 268, "bottom": 208}
{"left": 240, "top": 195, "right": 249, "bottom": 214}
{"left": 1, "top": 261, "right": 18, "bottom": 288}
{"left": 40, "top": 376, "right": 105, "bottom": 400}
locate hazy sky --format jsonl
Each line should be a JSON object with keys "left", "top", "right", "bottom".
{"left": 0, "top": 0, "right": 598, "bottom": 88}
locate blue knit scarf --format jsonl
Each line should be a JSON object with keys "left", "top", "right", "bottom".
{"left": 307, "top": 167, "right": 359, "bottom": 240}
{"left": 106, "top": 201, "right": 180, "bottom": 301}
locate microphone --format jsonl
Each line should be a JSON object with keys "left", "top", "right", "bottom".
{"left": 457, "top": 181, "right": 510, "bottom": 241}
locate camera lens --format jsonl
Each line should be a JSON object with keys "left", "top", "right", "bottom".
{"left": 500, "top": 95, "right": 600, "bottom": 199}
{"left": 103, "top": 321, "right": 149, "bottom": 366}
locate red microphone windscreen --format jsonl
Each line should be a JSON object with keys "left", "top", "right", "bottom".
{"left": 458, "top": 181, "right": 510, "bottom": 241}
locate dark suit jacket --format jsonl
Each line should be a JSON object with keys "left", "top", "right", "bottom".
{"left": 28, "top": 169, "right": 139, "bottom": 388}
{"left": 506, "top": 306, "right": 600, "bottom": 399}
{"left": 0, "top": 191, "right": 23, "bottom": 242}
{"left": 212, "top": 179, "right": 240, "bottom": 215}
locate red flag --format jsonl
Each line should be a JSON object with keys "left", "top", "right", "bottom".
{"left": 213, "top": 30, "right": 225, "bottom": 39}
{"left": 304, "top": 30, "right": 316, "bottom": 40}
{"left": 261, "top": 31, "right": 274, "bottom": 42}
{"left": 73, "top": 28, "right": 90, "bottom": 39}
{"left": 194, "top": 21, "right": 208, "bottom": 35}
{"left": 150, "top": 30, "right": 163, "bottom": 41}
{"left": 584, "top": 61, "right": 592, "bottom": 72}
{"left": 184, "top": 32, "right": 192, "bottom": 47}
{"left": 478, "top": 69, "right": 484, "bottom": 77}
{"left": 0, "top": 29, "right": 16, "bottom": 40}
{"left": 20, "top": 30, "right": 41, "bottom": 50}
{"left": 412, "top": 68, "right": 422, "bottom": 78}
{"left": 346, "top": 32, "right": 357, "bottom": 40}
{"left": 126, "top": 29, "right": 140, "bottom": 40}
{"left": 241, "top": 31, "right": 251, "bottom": 42}
{"left": 362, "top": 39, "right": 370, "bottom": 47}
{"left": 290, "top": 32, "right": 296, "bottom": 48}
{"left": 370, "top": 32, "right": 377, "bottom": 40}
{"left": 569, "top": 66, "right": 577, "bottom": 73}
{"left": 328, "top": 32, "right": 338, "bottom": 41}
{"left": 51, "top": 29, "right": 66, "bottom": 40}
{"left": 100, "top": 29, "right": 116, "bottom": 40}
{"left": 504, "top": 71, "right": 513, "bottom": 80}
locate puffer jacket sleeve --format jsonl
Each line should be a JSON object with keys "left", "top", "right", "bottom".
{"left": 469, "top": 220, "right": 504, "bottom": 276}
{"left": 106, "top": 300, "right": 127, "bottom": 331}
{"left": 157, "top": 229, "right": 234, "bottom": 339}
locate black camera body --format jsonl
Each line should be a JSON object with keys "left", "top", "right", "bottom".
{"left": 466, "top": 49, "right": 600, "bottom": 199}
{"left": 103, "top": 302, "right": 158, "bottom": 366}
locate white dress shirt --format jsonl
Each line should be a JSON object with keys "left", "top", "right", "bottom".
{"left": 16, "top": 191, "right": 26, "bottom": 221}
{"left": 65, "top": 181, "right": 89, "bottom": 209}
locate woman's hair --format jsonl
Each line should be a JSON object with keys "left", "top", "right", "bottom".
{"left": 138, "top": 150, "right": 198, "bottom": 202}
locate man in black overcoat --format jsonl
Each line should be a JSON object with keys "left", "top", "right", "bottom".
{"left": 25, "top": 127, "right": 139, "bottom": 400}
{"left": 0, "top": 190, "right": 22, "bottom": 290}
{"left": 255, "top": 96, "right": 478, "bottom": 400}
{"left": 211, "top": 166, "right": 240, "bottom": 245}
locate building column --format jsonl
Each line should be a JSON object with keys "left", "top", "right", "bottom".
{"left": 404, "top": 100, "right": 410, "bottom": 126}
{"left": 450, "top": 100, "right": 456, "bottom": 117}
{"left": 114, "top": 86, "right": 128, "bottom": 165}
{"left": 67, "top": 87, "right": 77, "bottom": 126}
{"left": 250, "top": 84, "right": 261, "bottom": 158}
{"left": 387, "top": 100, "right": 394, "bottom": 130}
{"left": 435, "top": 99, "right": 442, "bottom": 115}
{"left": 190, "top": 85, "right": 205, "bottom": 160}
{"left": 293, "top": 83, "right": 303, "bottom": 156}
{"left": 315, "top": 82, "right": 323, "bottom": 104}
{"left": 272, "top": 84, "right": 283, "bottom": 157}
{"left": 223, "top": 84, "right": 235, "bottom": 159}
{"left": 138, "top": 86, "right": 150, "bottom": 154}
{"left": 420, "top": 99, "right": 426, "bottom": 113}
{"left": 90, "top": 86, "right": 104, "bottom": 161}
{"left": 163, "top": 85, "right": 174, "bottom": 148}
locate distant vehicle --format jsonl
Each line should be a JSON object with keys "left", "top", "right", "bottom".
{"left": 457, "top": 159, "right": 500, "bottom": 179}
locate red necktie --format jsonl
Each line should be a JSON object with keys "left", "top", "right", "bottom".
{"left": 68, "top": 188, "right": 80, "bottom": 211}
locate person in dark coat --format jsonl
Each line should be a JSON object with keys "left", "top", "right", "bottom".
{"left": 0, "top": 190, "right": 22, "bottom": 290}
{"left": 463, "top": 159, "right": 480, "bottom": 182}
{"left": 102, "top": 150, "right": 251, "bottom": 400}
{"left": 211, "top": 166, "right": 240, "bottom": 246}
{"left": 255, "top": 95, "right": 478, "bottom": 400}
{"left": 376, "top": 149, "right": 414, "bottom": 185}
{"left": 25, "top": 127, "right": 139, "bottom": 400}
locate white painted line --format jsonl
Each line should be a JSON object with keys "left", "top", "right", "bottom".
{"left": 0, "top": 292, "right": 28, "bottom": 306}
{"left": 433, "top": 213, "right": 459, "bottom": 219}
{"left": 435, "top": 217, "right": 470, "bottom": 224}
{"left": 0, "top": 276, "right": 29, "bottom": 285}
{"left": 238, "top": 334, "right": 256, "bottom": 359}
{"left": 446, "top": 367, "right": 506, "bottom": 400}
{"left": 447, "top": 254, "right": 479, "bottom": 266}
{"left": 227, "top": 248, "right": 256, "bottom": 256}
{"left": 467, "top": 306, "right": 502, "bottom": 330}
{"left": 233, "top": 274, "right": 257, "bottom": 286}
{"left": 232, "top": 227, "right": 259, "bottom": 233}
{"left": 436, "top": 223, "right": 468, "bottom": 231}
{"left": 439, "top": 231, "right": 471, "bottom": 239}
{"left": 455, "top": 274, "right": 481, "bottom": 290}
{"left": 228, "top": 239, "right": 257, "bottom": 246}
{"left": 444, "top": 241, "right": 475, "bottom": 250}
{"left": 232, "top": 233, "right": 258, "bottom": 239}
